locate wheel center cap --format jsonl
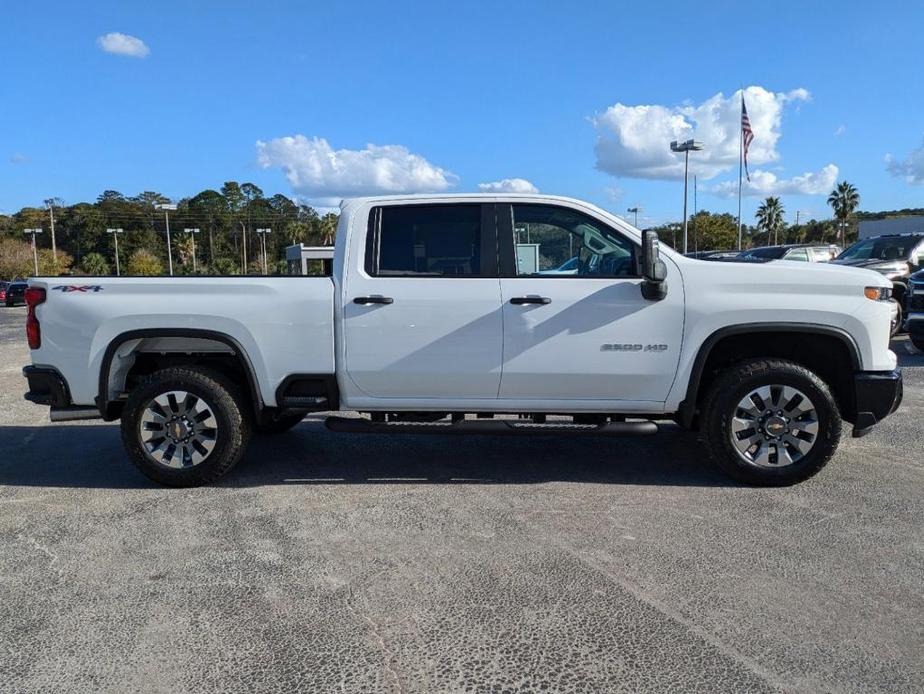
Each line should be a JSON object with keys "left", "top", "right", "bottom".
{"left": 168, "top": 420, "right": 189, "bottom": 441}
{"left": 764, "top": 416, "right": 787, "bottom": 436}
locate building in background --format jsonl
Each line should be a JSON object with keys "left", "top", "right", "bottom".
{"left": 286, "top": 244, "right": 334, "bottom": 276}
{"left": 859, "top": 216, "right": 924, "bottom": 239}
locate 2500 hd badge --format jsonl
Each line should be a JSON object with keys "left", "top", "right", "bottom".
{"left": 601, "top": 343, "right": 668, "bottom": 352}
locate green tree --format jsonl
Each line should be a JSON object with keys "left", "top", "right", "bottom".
{"left": 0, "top": 238, "right": 34, "bottom": 279}
{"left": 126, "top": 249, "right": 164, "bottom": 276}
{"left": 36, "top": 249, "right": 72, "bottom": 276}
{"left": 80, "top": 252, "right": 110, "bottom": 275}
{"left": 187, "top": 189, "right": 226, "bottom": 263}
{"left": 755, "top": 196, "right": 786, "bottom": 246}
{"left": 827, "top": 181, "right": 860, "bottom": 244}
{"left": 688, "top": 211, "right": 738, "bottom": 251}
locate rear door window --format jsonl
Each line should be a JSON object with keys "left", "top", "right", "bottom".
{"left": 367, "top": 205, "right": 491, "bottom": 277}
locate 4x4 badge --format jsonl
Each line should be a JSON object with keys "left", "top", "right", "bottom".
{"left": 51, "top": 285, "right": 104, "bottom": 293}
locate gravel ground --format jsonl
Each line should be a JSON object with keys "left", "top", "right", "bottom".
{"left": 0, "top": 306, "right": 922, "bottom": 693}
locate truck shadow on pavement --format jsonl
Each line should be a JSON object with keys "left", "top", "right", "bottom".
{"left": 0, "top": 420, "right": 737, "bottom": 489}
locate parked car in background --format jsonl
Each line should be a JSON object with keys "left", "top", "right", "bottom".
{"left": 0, "top": 281, "right": 8, "bottom": 303}
{"left": 4, "top": 281, "right": 27, "bottom": 307}
{"left": 739, "top": 244, "right": 842, "bottom": 263}
{"left": 907, "top": 270, "right": 924, "bottom": 350}
{"left": 832, "top": 233, "right": 924, "bottom": 332}
{"left": 683, "top": 250, "right": 742, "bottom": 260}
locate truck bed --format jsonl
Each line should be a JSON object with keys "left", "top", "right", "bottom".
{"left": 27, "top": 276, "right": 335, "bottom": 408}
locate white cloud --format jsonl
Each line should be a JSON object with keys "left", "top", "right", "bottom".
{"left": 477, "top": 178, "right": 538, "bottom": 194}
{"left": 256, "top": 136, "right": 458, "bottom": 203}
{"left": 97, "top": 32, "right": 150, "bottom": 58}
{"left": 710, "top": 164, "right": 839, "bottom": 197}
{"left": 10, "top": 153, "right": 27, "bottom": 164}
{"left": 885, "top": 139, "right": 924, "bottom": 185}
{"left": 592, "top": 86, "right": 810, "bottom": 181}
{"left": 834, "top": 124, "right": 847, "bottom": 136}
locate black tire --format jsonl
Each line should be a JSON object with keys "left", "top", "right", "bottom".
{"left": 891, "top": 300, "right": 902, "bottom": 337}
{"left": 254, "top": 410, "right": 307, "bottom": 435}
{"left": 700, "top": 358, "right": 842, "bottom": 486}
{"left": 912, "top": 336, "right": 924, "bottom": 352}
{"left": 120, "top": 367, "right": 251, "bottom": 487}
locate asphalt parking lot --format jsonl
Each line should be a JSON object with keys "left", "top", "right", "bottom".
{"left": 0, "top": 306, "right": 922, "bottom": 693}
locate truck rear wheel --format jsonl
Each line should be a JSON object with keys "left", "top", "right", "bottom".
{"left": 700, "top": 358, "right": 841, "bottom": 486}
{"left": 120, "top": 367, "right": 251, "bottom": 487}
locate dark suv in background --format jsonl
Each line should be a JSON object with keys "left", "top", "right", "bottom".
{"left": 3, "top": 281, "right": 27, "bottom": 307}
{"left": 833, "top": 233, "right": 924, "bottom": 330}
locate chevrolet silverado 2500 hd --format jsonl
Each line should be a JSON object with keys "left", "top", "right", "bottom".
{"left": 22, "top": 194, "right": 902, "bottom": 486}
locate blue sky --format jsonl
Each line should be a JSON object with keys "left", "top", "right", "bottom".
{"left": 3, "top": 0, "right": 924, "bottom": 226}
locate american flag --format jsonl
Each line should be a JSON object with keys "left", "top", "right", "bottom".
{"left": 741, "top": 96, "right": 754, "bottom": 181}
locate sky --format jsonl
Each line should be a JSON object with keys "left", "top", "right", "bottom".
{"left": 3, "top": 0, "right": 924, "bottom": 227}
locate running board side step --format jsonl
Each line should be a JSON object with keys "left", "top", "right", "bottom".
{"left": 50, "top": 406, "right": 103, "bottom": 423}
{"left": 325, "top": 417, "right": 658, "bottom": 437}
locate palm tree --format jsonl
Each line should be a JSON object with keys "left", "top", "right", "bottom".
{"left": 827, "top": 181, "right": 860, "bottom": 244}
{"left": 755, "top": 196, "right": 785, "bottom": 245}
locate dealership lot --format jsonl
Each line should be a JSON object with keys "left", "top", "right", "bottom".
{"left": 0, "top": 306, "right": 922, "bottom": 692}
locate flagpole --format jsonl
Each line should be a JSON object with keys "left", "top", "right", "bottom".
{"left": 737, "top": 93, "right": 744, "bottom": 251}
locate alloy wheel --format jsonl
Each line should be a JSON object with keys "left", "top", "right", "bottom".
{"left": 729, "top": 384, "right": 819, "bottom": 467}
{"left": 139, "top": 390, "right": 218, "bottom": 468}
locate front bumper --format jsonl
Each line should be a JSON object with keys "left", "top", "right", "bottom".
{"left": 852, "top": 369, "right": 903, "bottom": 437}
{"left": 23, "top": 366, "right": 72, "bottom": 408}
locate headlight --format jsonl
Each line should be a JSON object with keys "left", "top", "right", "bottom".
{"left": 864, "top": 286, "right": 893, "bottom": 301}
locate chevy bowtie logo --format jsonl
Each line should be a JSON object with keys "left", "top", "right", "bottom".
{"left": 51, "top": 285, "right": 104, "bottom": 293}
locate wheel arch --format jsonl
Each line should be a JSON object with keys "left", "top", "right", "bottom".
{"left": 97, "top": 328, "right": 264, "bottom": 420}
{"left": 678, "top": 323, "right": 861, "bottom": 428}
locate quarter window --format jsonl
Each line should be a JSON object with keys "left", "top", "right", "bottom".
{"left": 368, "top": 205, "right": 483, "bottom": 277}
{"left": 511, "top": 204, "right": 637, "bottom": 278}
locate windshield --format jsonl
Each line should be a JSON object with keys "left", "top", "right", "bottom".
{"left": 837, "top": 237, "right": 922, "bottom": 261}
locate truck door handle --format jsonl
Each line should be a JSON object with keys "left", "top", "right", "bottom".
{"left": 353, "top": 295, "right": 394, "bottom": 305}
{"left": 509, "top": 296, "right": 551, "bottom": 305}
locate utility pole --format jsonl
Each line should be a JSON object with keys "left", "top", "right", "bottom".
{"left": 693, "top": 175, "right": 698, "bottom": 253}
{"left": 44, "top": 199, "right": 58, "bottom": 266}
{"left": 183, "top": 228, "right": 201, "bottom": 272}
{"left": 256, "top": 228, "right": 272, "bottom": 274}
{"left": 155, "top": 203, "right": 177, "bottom": 276}
{"left": 239, "top": 221, "right": 248, "bottom": 273}
{"left": 23, "top": 228, "right": 42, "bottom": 275}
{"left": 107, "top": 228, "right": 123, "bottom": 276}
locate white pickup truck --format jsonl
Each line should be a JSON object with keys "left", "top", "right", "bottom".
{"left": 22, "top": 194, "right": 902, "bottom": 487}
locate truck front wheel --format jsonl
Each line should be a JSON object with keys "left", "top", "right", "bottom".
{"left": 120, "top": 367, "right": 251, "bottom": 487}
{"left": 700, "top": 359, "right": 842, "bottom": 486}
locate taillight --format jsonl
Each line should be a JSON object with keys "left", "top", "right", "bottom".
{"left": 25, "top": 287, "right": 46, "bottom": 349}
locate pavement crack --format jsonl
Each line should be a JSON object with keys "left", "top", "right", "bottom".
{"left": 344, "top": 588, "right": 403, "bottom": 694}
{"left": 17, "top": 533, "right": 64, "bottom": 579}
{"left": 534, "top": 531, "right": 795, "bottom": 692}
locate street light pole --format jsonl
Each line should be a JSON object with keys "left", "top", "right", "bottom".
{"left": 106, "top": 228, "right": 123, "bottom": 275}
{"left": 183, "top": 228, "right": 201, "bottom": 272}
{"left": 626, "top": 207, "right": 640, "bottom": 227}
{"left": 256, "top": 228, "right": 272, "bottom": 274}
{"left": 23, "top": 228, "right": 42, "bottom": 275}
{"left": 670, "top": 139, "right": 704, "bottom": 254}
{"left": 155, "top": 203, "right": 178, "bottom": 276}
